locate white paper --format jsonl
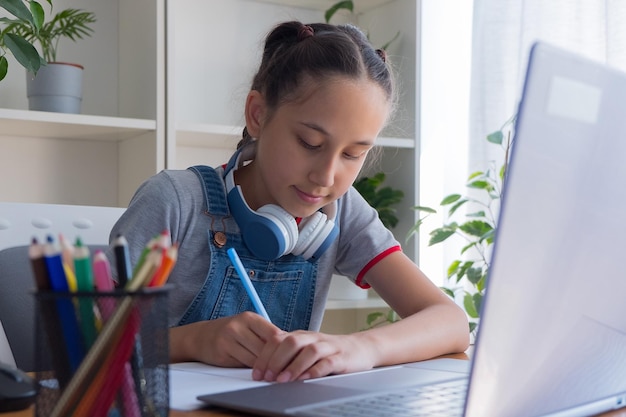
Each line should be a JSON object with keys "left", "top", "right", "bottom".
{"left": 169, "top": 362, "right": 271, "bottom": 411}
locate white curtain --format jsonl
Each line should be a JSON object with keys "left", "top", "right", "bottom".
{"left": 469, "top": 0, "right": 626, "bottom": 174}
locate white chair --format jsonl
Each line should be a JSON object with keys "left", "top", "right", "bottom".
{"left": 0, "top": 202, "right": 125, "bottom": 371}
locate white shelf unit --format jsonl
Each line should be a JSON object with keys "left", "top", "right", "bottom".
{"left": 0, "top": 0, "right": 165, "bottom": 207}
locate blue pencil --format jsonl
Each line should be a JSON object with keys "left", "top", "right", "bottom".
{"left": 227, "top": 248, "right": 271, "bottom": 323}
{"left": 43, "top": 235, "right": 86, "bottom": 371}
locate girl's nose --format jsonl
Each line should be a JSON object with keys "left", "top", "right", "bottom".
{"left": 309, "top": 157, "right": 336, "bottom": 188}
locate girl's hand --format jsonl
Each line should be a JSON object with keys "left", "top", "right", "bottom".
{"left": 251, "top": 331, "right": 377, "bottom": 382}
{"left": 170, "top": 311, "right": 282, "bottom": 368}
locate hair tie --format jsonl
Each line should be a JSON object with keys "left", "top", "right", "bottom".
{"left": 297, "top": 25, "right": 314, "bottom": 41}
{"left": 375, "top": 48, "right": 387, "bottom": 63}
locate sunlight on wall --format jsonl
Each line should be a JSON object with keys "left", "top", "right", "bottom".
{"left": 419, "top": 0, "right": 474, "bottom": 286}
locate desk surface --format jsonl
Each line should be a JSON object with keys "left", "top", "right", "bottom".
{"left": 4, "top": 352, "right": 626, "bottom": 417}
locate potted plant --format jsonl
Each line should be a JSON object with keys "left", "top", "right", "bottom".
{"left": 409, "top": 116, "right": 516, "bottom": 336}
{"left": 365, "top": 117, "right": 515, "bottom": 333}
{"left": 353, "top": 171, "right": 405, "bottom": 229}
{"left": 2, "top": 2, "right": 95, "bottom": 113}
{"left": 0, "top": 0, "right": 47, "bottom": 81}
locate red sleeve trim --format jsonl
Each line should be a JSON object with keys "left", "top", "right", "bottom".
{"left": 355, "top": 245, "right": 402, "bottom": 289}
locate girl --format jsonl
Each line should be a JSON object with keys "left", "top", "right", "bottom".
{"left": 108, "top": 20, "right": 469, "bottom": 384}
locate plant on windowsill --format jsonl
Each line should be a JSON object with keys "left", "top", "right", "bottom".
{"left": 1, "top": 1, "right": 96, "bottom": 113}
{"left": 409, "top": 116, "right": 516, "bottom": 335}
{"left": 365, "top": 116, "right": 516, "bottom": 332}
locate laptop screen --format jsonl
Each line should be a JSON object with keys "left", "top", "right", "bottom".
{"left": 465, "top": 42, "right": 626, "bottom": 417}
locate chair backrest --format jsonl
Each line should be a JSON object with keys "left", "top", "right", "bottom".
{"left": 0, "top": 202, "right": 125, "bottom": 371}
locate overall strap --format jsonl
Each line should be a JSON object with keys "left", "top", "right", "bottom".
{"left": 188, "top": 165, "right": 229, "bottom": 216}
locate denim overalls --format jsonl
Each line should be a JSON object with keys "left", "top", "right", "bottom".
{"left": 177, "top": 165, "right": 318, "bottom": 331}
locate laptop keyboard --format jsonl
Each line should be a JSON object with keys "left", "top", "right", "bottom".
{"left": 291, "top": 378, "right": 468, "bottom": 417}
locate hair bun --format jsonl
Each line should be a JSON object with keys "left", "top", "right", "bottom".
{"left": 297, "top": 24, "right": 314, "bottom": 41}
{"left": 375, "top": 48, "right": 387, "bottom": 63}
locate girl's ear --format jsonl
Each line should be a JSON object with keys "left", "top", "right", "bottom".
{"left": 244, "top": 90, "right": 266, "bottom": 138}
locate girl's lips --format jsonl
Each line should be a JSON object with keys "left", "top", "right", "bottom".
{"left": 294, "top": 187, "right": 324, "bottom": 204}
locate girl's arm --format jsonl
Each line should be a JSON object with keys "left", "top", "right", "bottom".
{"left": 354, "top": 250, "right": 470, "bottom": 365}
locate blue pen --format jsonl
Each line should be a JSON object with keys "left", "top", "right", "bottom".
{"left": 227, "top": 247, "right": 271, "bottom": 323}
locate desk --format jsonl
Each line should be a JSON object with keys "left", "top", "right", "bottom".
{"left": 4, "top": 352, "right": 626, "bottom": 417}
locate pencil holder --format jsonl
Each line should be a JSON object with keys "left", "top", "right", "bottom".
{"left": 33, "top": 287, "right": 171, "bottom": 417}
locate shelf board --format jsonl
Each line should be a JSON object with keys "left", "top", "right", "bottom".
{"left": 0, "top": 108, "right": 156, "bottom": 141}
{"left": 176, "top": 123, "right": 241, "bottom": 149}
{"left": 324, "top": 296, "right": 390, "bottom": 310}
{"left": 176, "top": 122, "right": 414, "bottom": 149}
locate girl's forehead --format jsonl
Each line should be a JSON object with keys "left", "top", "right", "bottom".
{"left": 287, "top": 74, "right": 388, "bottom": 104}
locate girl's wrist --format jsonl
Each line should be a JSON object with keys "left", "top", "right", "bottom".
{"left": 169, "top": 323, "right": 200, "bottom": 363}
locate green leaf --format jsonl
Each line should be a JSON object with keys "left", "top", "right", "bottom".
{"left": 386, "top": 310, "right": 398, "bottom": 323}
{"left": 440, "top": 194, "right": 461, "bottom": 205}
{"left": 466, "top": 267, "right": 483, "bottom": 285}
{"left": 412, "top": 205, "right": 436, "bottom": 214}
{"left": 429, "top": 226, "right": 456, "bottom": 245}
{"left": 456, "top": 261, "right": 474, "bottom": 281}
{"left": 3, "top": 33, "right": 40, "bottom": 73}
{"left": 481, "top": 228, "right": 496, "bottom": 244}
{"left": 0, "top": 56, "right": 7, "bottom": 81}
{"left": 405, "top": 222, "right": 421, "bottom": 241}
{"left": 467, "top": 171, "right": 484, "bottom": 180}
{"left": 446, "top": 259, "right": 461, "bottom": 278}
{"left": 487, "top": 130, "right": 503, "bottom": 144}
{"left": 476, "top": 275, "right": 487, "bottom": 292}
{"left": 469, "top": 321, "right": 478, "bottom": 334}
{"left": 467, "top": 179, "right": 493, "bottom": 191}
{"left": 0, "top": 0, "right": 35, "bottom": 24}
{"left": 325, "top": 0, "right": 353, "bottom": 22}
{"left": 472, "top": 292, "right": 483, "bottom": 315}
{"left": 447, "top": 199, "right": 468, "bottom": 216}
{"left": 29, "top": 0, "right": 44, "bottom": 32}
{"left": 366, "top": 311, "right": 384, "bottom": 326}
{"left": 466, "top": 210, "right": 486, "bottom": 218}
{"left": 463, "top": 292, "right": 479, "bottom": 318}
{"left": 440, "top": 287, "right": 455, "bottom": 298}
{"left": 459, "top": 220, "right": 493, "bottom": 237}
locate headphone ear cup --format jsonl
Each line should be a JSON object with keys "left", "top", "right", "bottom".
{"left": 253, "top": 204, "right": 299, "bottom": 256}
{"left": 292, "top": 212, "right": 326, "bottom": 257}
{"left": 303, "top": 220, "right": 338, "bottom": 261}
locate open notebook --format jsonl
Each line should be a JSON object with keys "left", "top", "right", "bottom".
{"left": 193, "top": 41, "right": 626, "bottom": 417}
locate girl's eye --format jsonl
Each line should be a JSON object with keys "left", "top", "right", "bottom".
{"left": 344, "top": 148, "right": 368, "bottom": 161}
{"left": 343, "top": 152, "right": 361, "bottom": 160}
{"left": 299, "top": 138, "right": 319, "bottom": 150}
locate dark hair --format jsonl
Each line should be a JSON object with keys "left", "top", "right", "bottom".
{"left": 238, "top": 20, "right": 396, "bottom": 149}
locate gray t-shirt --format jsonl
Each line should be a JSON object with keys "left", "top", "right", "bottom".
{"left": 108, "top": 166, "right": 400, "bottom": 330}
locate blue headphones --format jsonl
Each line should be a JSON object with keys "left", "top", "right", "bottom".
{"left": 224, "top": 146, "right": 339, "bottom": 261}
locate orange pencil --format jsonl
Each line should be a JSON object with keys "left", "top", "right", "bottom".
{"left": 150, "top": 243, "right": 178, "bottom": 287}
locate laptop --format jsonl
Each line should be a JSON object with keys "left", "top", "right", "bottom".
{"left": 197, "top": 41, "right": 626, "bottom": 417}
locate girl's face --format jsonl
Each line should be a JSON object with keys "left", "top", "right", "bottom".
{"left": 241, "top": 76, "right": 390, "bottom": 218}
